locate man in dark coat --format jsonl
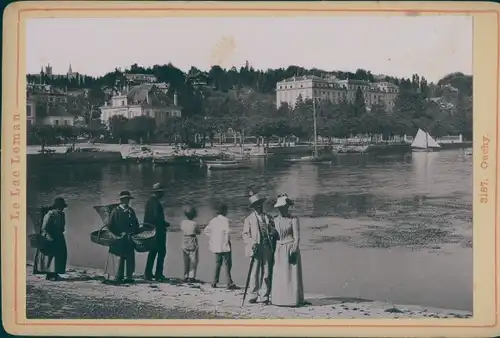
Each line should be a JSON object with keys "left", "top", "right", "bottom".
{"left": 144, "top": 183, "right": 170, "bottom": 281}
{"left": 106, "top": 191, "right": 140, "bottom": 284}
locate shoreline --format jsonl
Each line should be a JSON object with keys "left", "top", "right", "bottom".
{"left": 26, "top": 263, "right": 472, "bottom": 319}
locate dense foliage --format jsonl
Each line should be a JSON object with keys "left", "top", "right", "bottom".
{"left": 27, "top": 63, "right": 473, "bottom": 145}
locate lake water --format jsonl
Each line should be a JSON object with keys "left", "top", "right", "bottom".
{"left": 26, "top": 150, "right": 473, "bottom": 311}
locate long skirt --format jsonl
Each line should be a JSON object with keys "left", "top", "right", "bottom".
{"left": 270, "top": 242, "right": 304, "bottom": 307}
{"left": 34, "top": 236, "right": 68, "bottom": 275}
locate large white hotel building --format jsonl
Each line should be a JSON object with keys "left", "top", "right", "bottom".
{"left": 276, "top": 75, "right": 399, "bottom": 111}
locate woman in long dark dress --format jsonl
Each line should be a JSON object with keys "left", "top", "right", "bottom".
{"left": 36, "top": 197, "right": 68, "bottom": 281}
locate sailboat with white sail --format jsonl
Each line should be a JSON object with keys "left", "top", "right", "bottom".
{"left": 411, "top": 129, "right": 441, "bottom": 152}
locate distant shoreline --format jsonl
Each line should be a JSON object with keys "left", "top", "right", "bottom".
{"left": 26, "top": 263, "right": 472, "bottom": 320}
{"left": 25, "top": 142, "right": 473, "bottom": 167}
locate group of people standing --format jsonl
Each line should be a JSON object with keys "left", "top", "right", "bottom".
{"left": 33, "top": 184, "right": 305, "bottom": 307}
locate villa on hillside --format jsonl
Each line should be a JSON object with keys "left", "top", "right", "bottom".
{"left": 99, "top": 84, "right": 182, "bottom": 126}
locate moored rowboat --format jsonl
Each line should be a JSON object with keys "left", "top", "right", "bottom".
{"left": 203, "top": 159, "right": 240, "bottom": 165}
{"left": 206, "top": 162, "right": 250, "bottom": 170}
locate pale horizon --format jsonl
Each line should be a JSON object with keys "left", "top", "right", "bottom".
{"left": 26, "top": 16, "right": 472, "bottom": 83}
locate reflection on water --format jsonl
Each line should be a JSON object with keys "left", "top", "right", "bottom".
{"left": 26, "top": 151, "right": 472, "bottom": 311}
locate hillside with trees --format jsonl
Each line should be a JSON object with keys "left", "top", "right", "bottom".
{"left": 26, "top": 63, "right": 473, "bottom": 146}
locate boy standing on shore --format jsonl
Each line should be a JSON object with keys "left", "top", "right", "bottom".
{"left": 203, "top": 202, "right": 238, "bottom": 290}
{"left": 180, "top": 206, "right": 200, "bottom": 283}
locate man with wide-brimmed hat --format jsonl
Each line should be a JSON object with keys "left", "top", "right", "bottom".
{"left": 144, "top": 183, "right": 170, "bottom": 281}
{"left": 106, "top": 190, "right": 140, "bottom": 284}
{"left": 242, "top": 190, "right": 278, "bottom": 304}
{"left": 36, "top": 196, "right": 69, "bottom": 281}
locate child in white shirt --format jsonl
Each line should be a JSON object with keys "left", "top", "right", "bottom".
{"left": 203, "top": 202, "right": 237, "bottom": 289}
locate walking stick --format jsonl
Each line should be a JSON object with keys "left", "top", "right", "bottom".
{"left": 241, "top": 252, "right": 256, "bottom": 307}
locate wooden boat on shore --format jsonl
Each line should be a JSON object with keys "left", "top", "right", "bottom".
{"left": 336, "top": 145, "right": 369, "bottom": 154}
{"left": 284, "top": 154, "right": 331, "bottom": 163}
{"left": 124, "top": 146, "right": 156, "bottom": 162}
{"left": 248, "top": 146, "right": 270, "bottom": 158}
{"left": 464, "top": 148, "right": 473, "bottom": 156}
{"left": 284, "top": 155, "right": 317, "bottom": 162}
{"left": 153, "top": 154, "right": 200, "bottom": 166}
{"left": 411, "top": 129, "right": 441, "bottom": 152}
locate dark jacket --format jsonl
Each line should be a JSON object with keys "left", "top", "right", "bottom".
{"left": 107, "top": 205, "right": 140, "bottom": 256}
{"left": 41, "top": 209, "right": 66, "bottom": 240}
{"left": 40, "top": 209, "right": 67, "bottom": 256}
{"left": 143, "top": 196, "right": 169, "bottom": 232}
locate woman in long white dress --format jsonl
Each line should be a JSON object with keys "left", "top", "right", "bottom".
{"left": 271, "top": 193, "right": 305, "bottom": 307}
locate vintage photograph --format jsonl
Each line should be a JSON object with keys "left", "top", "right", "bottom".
{"left": 24, "top": 15, "right": 473, "bottom": 320}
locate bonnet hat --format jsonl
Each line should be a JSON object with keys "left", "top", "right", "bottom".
{"left": 274, "top": 193, "right": 294, "bottom": 208}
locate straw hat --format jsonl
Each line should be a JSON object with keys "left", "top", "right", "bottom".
{"left": 274, "top": 193, "right": 294, "bottom": 208}
{"left": 118, "top": 191, "right": 134, "bottom": 200}
{"left": 152, "top": 183, "right": 165, "bottom": 192}
{"left": 51, "top": 196, "right": 68, "bottom": 209}
{"left": 248, "top": 191, "right": 266, "bottom": 208}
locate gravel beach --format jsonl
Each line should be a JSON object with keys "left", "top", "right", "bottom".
{"left": 27, "top": 284, "right": 227, "bottom": 319}
{"left": 26, "top": 263, "right": 472, "bottom": 320}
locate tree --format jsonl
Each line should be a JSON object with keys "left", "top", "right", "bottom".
{"left": 351, "top": 87, "right": 367, "bottom": 134}
{"left": 30, "top": 125, "right": 58, "bottom": 151}
{"left": 88, "top": 86, "right": 106, "bottom": 108}
{"left": 158, "top": 116, "right": 182, "bottom": 144}
{"left": 27, "top": 61, "right": 473, "bottom": 145}
{"left": 453, "top": 94, "right": 473, "bottom": 140}
{"left": 108, "top": 115, "right": 129, "bottom": 144}
{"left": 126, "top": 115, "right": 157, "bottom": 144}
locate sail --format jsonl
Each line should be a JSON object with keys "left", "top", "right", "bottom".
{"left": 425, "top": 132, "right": 441, "bottom": 148}
{"left": 411, "top": 129, "right": 428, "bottom": 148}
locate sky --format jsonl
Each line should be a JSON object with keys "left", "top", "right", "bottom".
{"left": 26, "top": 16, "right": 472, "bottom": 83}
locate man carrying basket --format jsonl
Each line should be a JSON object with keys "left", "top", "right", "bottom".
{"left": 105, "top": 191, "right": 140, "bottom": 284}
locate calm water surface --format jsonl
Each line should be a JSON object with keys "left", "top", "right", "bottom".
{"left": 27, "top": 150, "right": 473, "bottom": 311}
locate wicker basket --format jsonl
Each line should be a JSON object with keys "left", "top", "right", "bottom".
{"left": 90, "top": 227, "right": 120, "bottom": 247}
{"left": 28, "top": 205, "right": 53, "bottom": 250}
{"left": 131, "top": 223, "right": 156, "bottom": 253}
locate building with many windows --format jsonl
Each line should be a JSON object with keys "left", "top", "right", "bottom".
{"left": 99, "top": 84, "right": 182, "bottom": 126}
{"left": 276, "top": 75, "right": 399, "bottom": 111}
